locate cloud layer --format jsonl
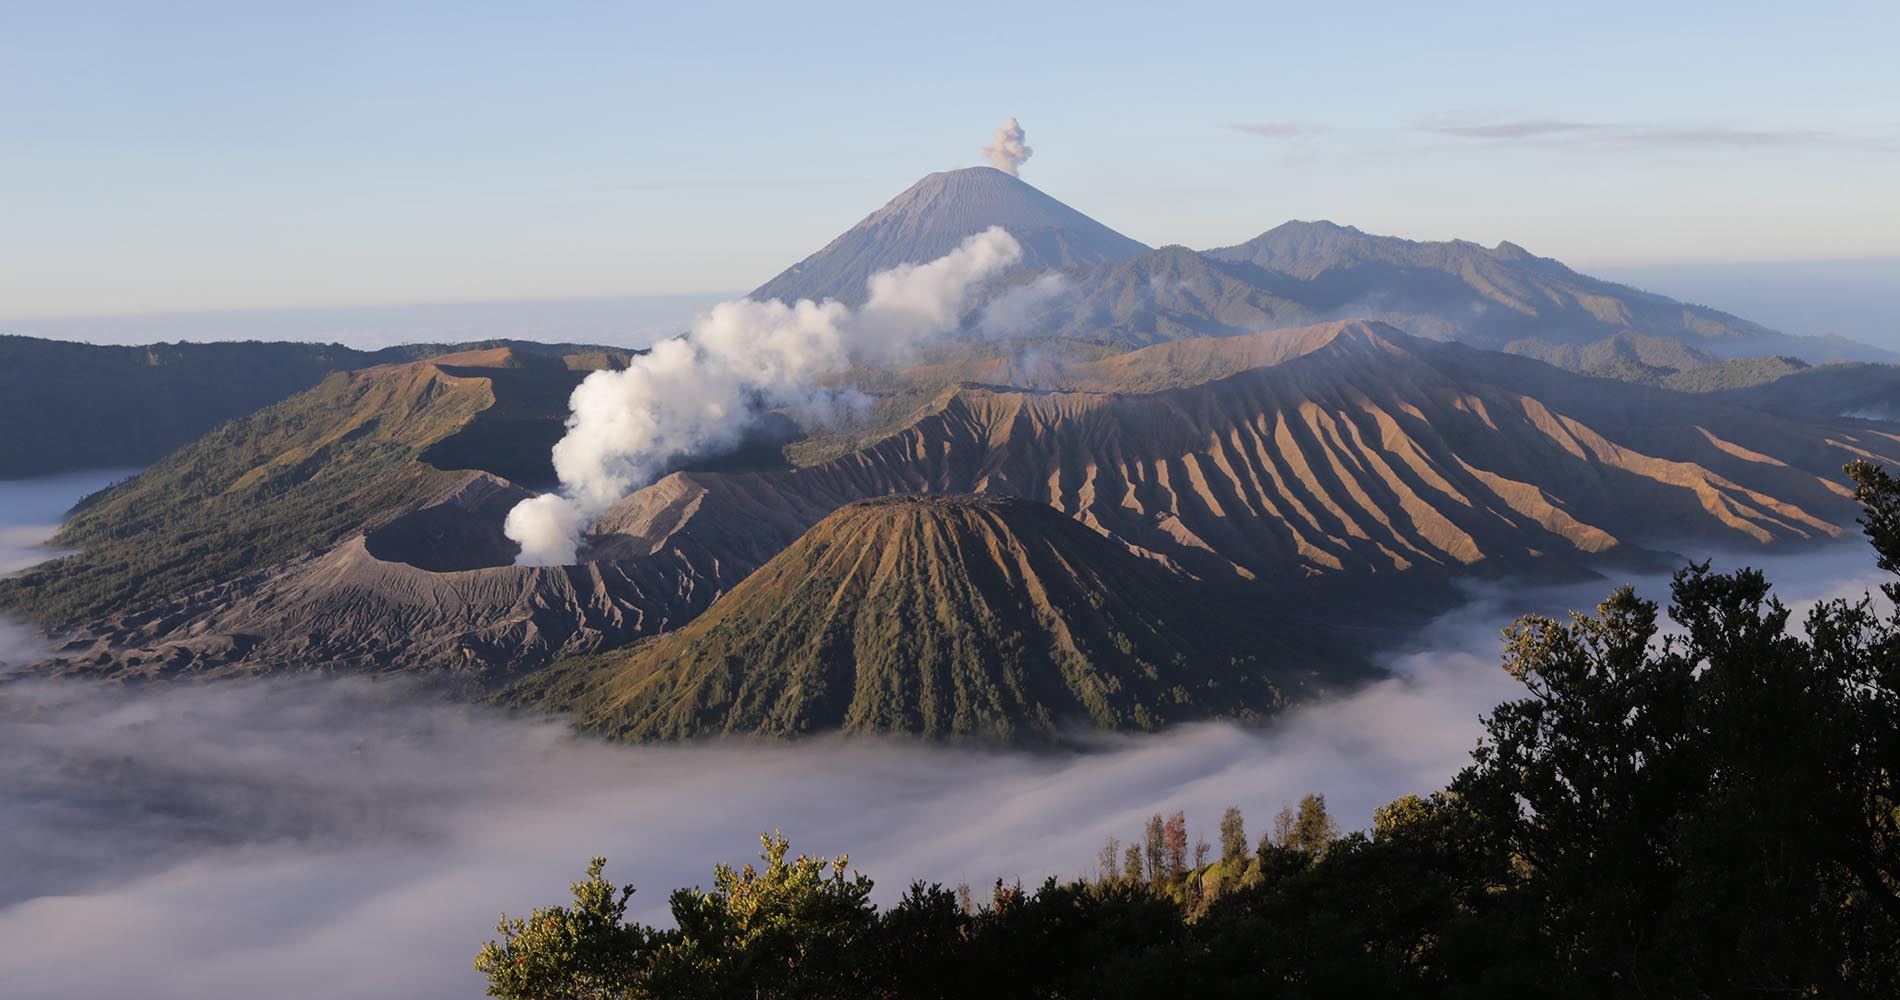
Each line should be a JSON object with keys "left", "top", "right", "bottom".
{"left": 1413, "top": 117, "right": 1891, "bottom": 151}
{"left": 0, "top": 532, "right": 1883, "bottom": 999}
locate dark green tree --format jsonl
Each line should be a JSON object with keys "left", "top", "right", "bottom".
{"left": 1286, "top": 793, "right": 1338, "bottom": 857}
{"left": 1453, "top": 471, "right": 1900, "bottom": 997}
{"left": 474, "top": 857, "right": 648, "bottom": 1000}
{"left": 654, "top": 832, "right": 875, "bottom": 999}
{"left": 1218, "top": 805, "right": 1248, "bottom": 865}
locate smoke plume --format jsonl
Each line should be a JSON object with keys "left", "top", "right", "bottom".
{"left": 982, "top": 117, "right": 1034, "bottom": 176}
{"left": 503, "top": 227, "right": 1023, "bottom": 566}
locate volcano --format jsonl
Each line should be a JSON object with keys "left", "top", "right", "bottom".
{"left": 752, "top": 166, "right": 1149, "bottom": 306}
{"left": 512, "top": 493, "right": 1345, "bottom": 744}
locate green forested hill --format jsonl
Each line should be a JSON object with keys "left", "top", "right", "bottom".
{"left": 1582, "top": 354, "right": 1813, "bottom": 392}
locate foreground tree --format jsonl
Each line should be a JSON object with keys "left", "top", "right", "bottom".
{"left": 1450, "top": 463, "right": 1900, "bottom": 995}
{"left": 474, "top": 858, "right": 648, "bottom": 1000}
{"left": 1162, "top": 810, "right": 1189, "bottom": 879}
{"left": 1218, "top": 805, "right": 1247, "bottom": 865}
{"left": 643, "top": 832, "right": 877, "bottom": 999}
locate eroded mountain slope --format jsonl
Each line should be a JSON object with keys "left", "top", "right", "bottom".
{"left": 590, "top": 321, "right": 1885, "bottom": 588}
{"left": 513, "top": 495, "right": 1349, "bottom": 743}
{"left": 27, "top": 321, "right": 1899, "bottom": 682}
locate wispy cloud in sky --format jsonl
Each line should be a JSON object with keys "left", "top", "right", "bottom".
{"left": 1422, "top": 119, "right": 1605, "bottom": 141}
{"left": 1225, "top": 120, "right": 1331, "bottom": 140}
{"left": 1414, "top": 117, "right": 1893, "bottom": 152}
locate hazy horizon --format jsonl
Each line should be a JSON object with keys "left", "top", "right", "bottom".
{"left": 5, "top": 2, "right": 1896, "bottom": 318}
{"left": 0, "top": 290, "right": 735, "bottom": 350}
{"left": 7, "top": 255, "right": 1896, "bottom": 354}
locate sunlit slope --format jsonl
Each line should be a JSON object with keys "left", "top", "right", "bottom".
{"left": 592, "top": 321, "right": 1887, "bottom": 589}
{"left": 518, "top": 495, "right": 1342, "bottom": 743}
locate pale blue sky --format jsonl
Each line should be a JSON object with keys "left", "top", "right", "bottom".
{"left": 3, "top": 0, "right": 1896, "bottom": 318}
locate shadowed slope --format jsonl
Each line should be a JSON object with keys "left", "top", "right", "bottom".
{"left": 1205, "top": 221, "right": 1773, "bottom": 350}
{"left": 516, "top": 495, "right": 1344, "bottom": 743}
{"left": 943, "top": 222, "right": 1889, "bottom": 364}
{"left": 976, "top": 244, "right": 1315, "bottom": 345}
{"left": 0, "top": 336, "right": 631, "bottom": 477}
{"left": 1711, "top": 363, "right": 1900, "bottom": 422}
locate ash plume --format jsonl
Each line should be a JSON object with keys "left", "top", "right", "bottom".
{"left": 983, "top": 117, "right": 1034, "bottom": 176}
{"left": 504, "top": 227, "right": 1024, "bottom": 566}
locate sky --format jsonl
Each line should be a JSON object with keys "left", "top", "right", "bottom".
{"left": 2, "top": 0, "right": 1897, "bottom": 320}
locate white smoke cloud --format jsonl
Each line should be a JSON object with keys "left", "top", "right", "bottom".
{"left": 983, "top": 117, "right": 1034, "bottom": 176}
{"left": 978, "top": 272, "right": 1072, "bottom": 338}
{"left": 503, "top": 227, "right": 1024, "bottom": 566}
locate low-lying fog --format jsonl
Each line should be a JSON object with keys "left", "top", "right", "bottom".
{"left": 0, "top": 473, "right": 1887, "bottom": 1000}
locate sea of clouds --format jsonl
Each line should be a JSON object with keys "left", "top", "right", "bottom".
{"left": 0, "top": 473, "right": 1887, "bottom": 1000}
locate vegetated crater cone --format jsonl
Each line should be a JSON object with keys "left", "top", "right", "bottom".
{"left": 751, "top": 165, "right": 1150, "bottom": 306}
{"left": 512, "top": 493, "right": 1349, "bottom": 744}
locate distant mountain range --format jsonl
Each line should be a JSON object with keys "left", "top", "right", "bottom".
{"left": 754, "top": 168, "right": 1893, "bottom": 366}
{"left": 10, "top": 165, "right": 1900, "bottom": 743}
{"left": 9, "top": 170, "right": 1887, "bottom": 477}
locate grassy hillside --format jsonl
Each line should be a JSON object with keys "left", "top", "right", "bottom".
{"left": 1583, "top": 354, "right": 1812, "bottom": 392}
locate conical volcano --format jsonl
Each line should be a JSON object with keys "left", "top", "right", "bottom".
{"left": 515, "top": 494, "right": 1341, "bottom": 743}
{"left": 752, "top": 166, "right": 1149, "bottom": 306}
